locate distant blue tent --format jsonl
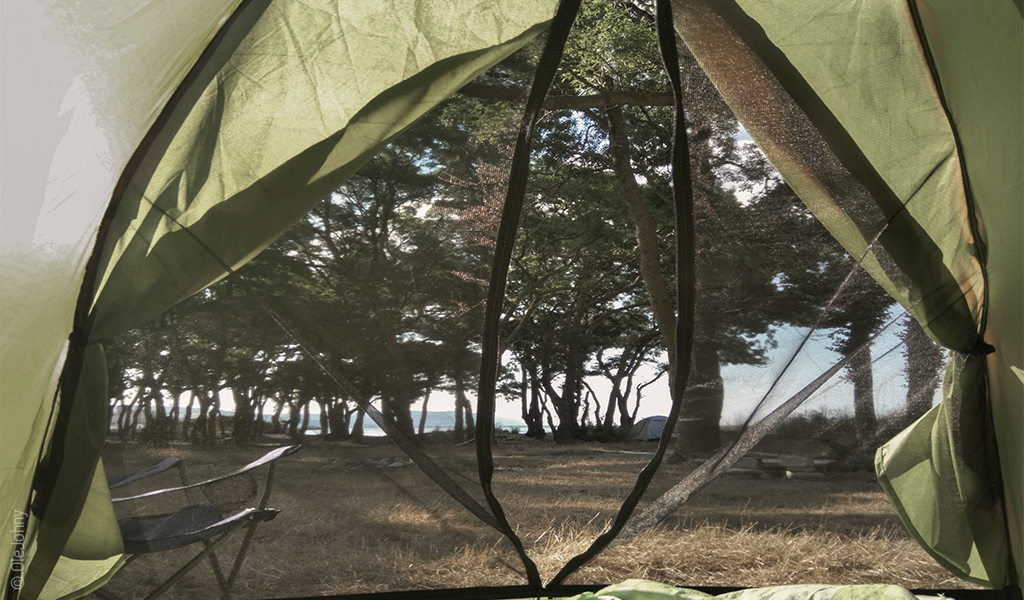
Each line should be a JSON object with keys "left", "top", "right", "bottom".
{"left": 628, "top": 416, "right": 667, "bottom": 442}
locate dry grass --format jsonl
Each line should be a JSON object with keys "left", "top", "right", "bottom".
{"left": 567, "top": 524, "right": 965, "bottom": 589}
{"left": 96, "top": 437, "right": 978, "bottom": 599}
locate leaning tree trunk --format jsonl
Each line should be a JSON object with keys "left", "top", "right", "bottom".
{"left": 608, "top": 106, "right": 729, "bottom": 454}
{"left": 605, "top": 106, "right": 677, "bottom": 369}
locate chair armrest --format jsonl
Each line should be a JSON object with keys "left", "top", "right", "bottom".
{"left": 118, "top": 506, "right": 282, "bottom": 554}
{"left": 107, "top": 457, "right": 185, "bottom": 490}
{"left": 111, "top": 445, "right": 300, "bottom": 503}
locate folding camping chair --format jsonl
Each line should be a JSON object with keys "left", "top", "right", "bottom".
{"left": 93, "top": 444, "right": 300, "bottom": 600}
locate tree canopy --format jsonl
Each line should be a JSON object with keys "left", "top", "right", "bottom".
{"left": 105, "top": 0, "right": 926, "bottom": 449}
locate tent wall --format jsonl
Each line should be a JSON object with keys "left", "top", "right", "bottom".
{"left": 2, "top": 1, "right": 557, "bottom": 597}
{"left": 1, "top": 1, "right": 244, "bottom": 594}
{"left": 669, "top": 0, "right": 1021, "bottom": 587}
{"left": 915, "top": 0, "right": 1024, "bottom": 581}
{"left": 2, "top": 0, "right": 1019, "bottom": 596}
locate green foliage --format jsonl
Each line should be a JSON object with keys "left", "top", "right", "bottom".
{"left": 557, "top": 0, "right": 666, "bottom": 96}
{"left": 105, "top": 0, "right": 883, "bottom": 447}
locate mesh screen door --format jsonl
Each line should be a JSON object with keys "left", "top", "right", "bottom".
{"left": 93, "top": 0, "right": 1010, "bottom": 598}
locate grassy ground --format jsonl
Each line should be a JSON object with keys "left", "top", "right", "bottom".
{"left": 97, "top": 435, "right": 977, "bottom": 599}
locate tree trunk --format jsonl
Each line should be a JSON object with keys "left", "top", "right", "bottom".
{"left": 600, "top": 333, "right": 656, "bottom": 437}
{"left": 540, "top": 335, "right": 583, "bottom": 441}
{"left": 351, "top": 407, "right": 365, "bottom": 442}
{"left": 904, "top": 317, "right": 944, "bottom": 424}
{"left": 602, "top": 382, "right": 619, "bottom": 437}
{"left": 271, "top": 401, "right": 283, "bottom": 434}
{"left": 232, "top": 386, "right": 254, "bottom": 443}
{"left": 581, "top": 387, "right": 594, "bottom": 433}
{"left": 418, "top": 389, "right": 431, "bottom": 438}
{"left": 464, "top": 397, "right": 475, "bottom": 438}
{"left": 150, "top": 383, "right": 168, "bottom": 439}
{"left": 542, "top": 397, "right": 558, "bottom": 440}
{"left": 287, "top": 401, "right": 300, "bottom": 440}
{"left": 454, "top": 388, "right": 465, "bottom": 443}
{"left": 327, "top": 399, "right": 350, "bottom": 440}
{"left": 255, "top": 398, "right": 267, "bottom": 438}
{"left": 141, "top": 387, "right": 156, "bottom": 437}
{"left": 523, "top": 362, "right": 546, "bottom": 439}
{"left": 675, "top": 337, "right": 724, "bottom": 455}
{"left": 131, "top": 394, "right": 145, "bottom": 438}
{"left": 181, "top": 391, "right": 195, "bottom": 440}
{"left": 453, "top": 372, "right": 475, "bottom": 443}
{"left": 213, "top": 396, "right": 226, "bottom": 438}
{"left": 848, "top": 321, "right": 877, "bottom": 443}
{"left": 382, "top": 389, "right": 416, "bottom": 440}
{"left": 299, "top": 402, "right": 310, "bottom": 440}
{"left": 168, "top": 389, "right": 181, "bottom": 440}
{"left": 315, "top": 399, "right": 327, "bottom": 438}
{"left": 369, "top": 289, "right": 418, "bottom": 439}
{"left": 605, "top": 106, "right": 677, "bottom": 367}
{"left": 192, "top": 390, "right": 215, "bottom": 445}
{"left": 560, "top": 358, "right": 583, "bottom": 440}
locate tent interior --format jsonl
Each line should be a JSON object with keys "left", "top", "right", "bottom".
{"left": 1, "top": 1, "right": 1021, "bottom": 599}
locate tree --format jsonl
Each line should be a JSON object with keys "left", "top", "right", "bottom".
{"left": 454, "top": 0, "right": 861, "bottom": 446}
{"left": 902, "top": 315, "right": 946, "bottom": 424}
{"left": 104, "top": 2, "right": 881, "bottom": 450}
{"left": 547, "top": 0, "right": 835, "bottom": 450}
{"left": 266, "top": 150, "right": 440, "bottom": 438}
{"left": 827, "top": 271, "right": 894, "bottom": 442}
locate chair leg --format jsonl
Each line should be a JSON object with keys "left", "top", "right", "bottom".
{"left": 93, "top": 527, "right": 247, "bottom": 600}
{"left": 139, "top": 526, "right": 245, "bottom": 600}
{"left": 91, "top": 587, "right": 125, "bottom": 600}
{"left": 201, "top": 537, "right": 233, "bottom": 600}
{"left": 181, "top": 460, "right": 232, "bottom": 599}
{"left": 226, "top": 519, "right": 260, "bottom": 590}
{"left": 226, "top": 461, "right": 281, "bottom": 589}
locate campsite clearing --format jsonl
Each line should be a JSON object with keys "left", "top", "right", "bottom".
{"left": 98, "top": 438, "right": 980, "bottom": 598}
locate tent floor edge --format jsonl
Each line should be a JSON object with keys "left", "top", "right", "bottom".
{"left": 262, "top": 585, "right": 1010, "bottom": 600}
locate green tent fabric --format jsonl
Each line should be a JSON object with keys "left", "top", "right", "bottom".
{"left": 669, "top": 0, "right": 1021, "bottom": 587}
{"left": 913, "top": 0, "right": 1024, "bottom": 585}
{"left": 2, "top": 0, "right": 1020, "bottom": 597}
{"left": 2, "top": 2, "right": 247, "bottom": 596}
{"left": 87, "top": 0, "right": 557, "bottom": 338}
{"left": 2, "top": 1, "right": 556, "bottom": 597}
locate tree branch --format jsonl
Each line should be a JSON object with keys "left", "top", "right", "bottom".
{"left": 457, "top": 82, "right": 673, "bottom": 110}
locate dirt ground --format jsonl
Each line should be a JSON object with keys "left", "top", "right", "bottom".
{"left": 96, "top": 436, "right": 978, "bottom": 599}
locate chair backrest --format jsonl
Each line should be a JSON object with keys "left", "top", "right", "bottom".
{"left": 111, "top": 445, "right": 301, "bottom": 504}
{"left": 108, "top": 457, "right": 184, "bottom": 490}
{"left": 195, "top": 470, "right": 259, "bottom": 516}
